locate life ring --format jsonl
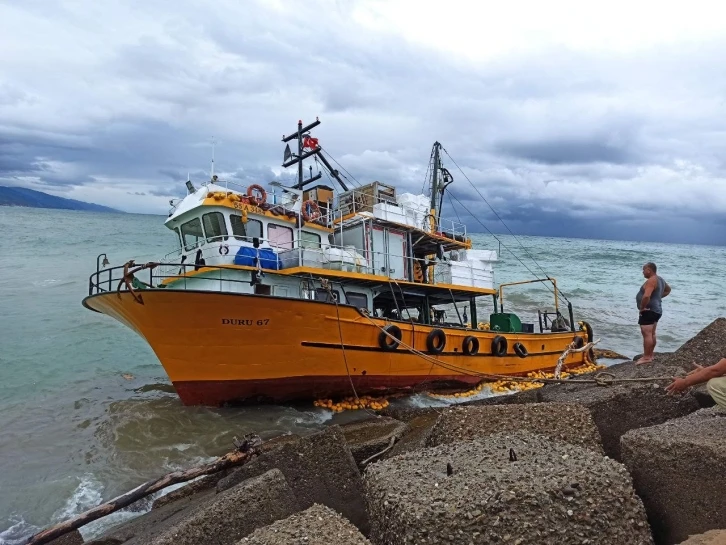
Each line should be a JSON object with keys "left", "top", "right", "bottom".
{"left": 462, "top": 336, "right": 479, "bottom": 356}
{"left": 572, "top": 335, "right": 585, "bottom": 349}
{"left": 246, "top": 184, "right": 267, "bottom": 205}
{"left": 378, "top": 325, "right": 402, "bottom": 351}
{"left": 580, "top": 321, "right": 594, "bottom": 343}
{"left": 513, "top": 342, "right": 528, "bottom": 358}
{"left": 219, "top": 244, "right": 229, "bottom": 256}
{"left": 302, "top": 199, "right": 321, "bottom": 222}
{"left": 426, "top": 329, "right": 446, "bottom": 354}
{"left": 491, "top": 335, "right": 507, "bottom": 357}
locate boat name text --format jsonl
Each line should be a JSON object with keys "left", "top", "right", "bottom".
{"left": 222, "top": 318, "right": 270, "bottom": 326}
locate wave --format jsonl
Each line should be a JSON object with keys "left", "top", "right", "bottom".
{"left": 0, "top": 516, "right": 39, "bottom": 545}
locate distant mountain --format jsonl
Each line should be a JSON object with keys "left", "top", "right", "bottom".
{"left": 0, "top": 186, "right": 121, "bottom": 213}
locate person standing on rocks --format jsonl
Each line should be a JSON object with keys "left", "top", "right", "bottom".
{"left": 666, "top": 359, "right": 726, "bottom": 408}
{"left": 635, "top": 262, "right": 671, "bottom": 364}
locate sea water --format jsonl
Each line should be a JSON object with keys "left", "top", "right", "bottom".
{"left": 1, "top": 205, "right": 723, "bottom": 542}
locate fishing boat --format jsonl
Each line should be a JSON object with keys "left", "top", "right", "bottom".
{"left": 82, "top": 118, "right": 595, "bottom": 406}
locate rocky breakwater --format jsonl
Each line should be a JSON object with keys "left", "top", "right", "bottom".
{"left": 36, "top": 317, "right": 726, "bottom": 545}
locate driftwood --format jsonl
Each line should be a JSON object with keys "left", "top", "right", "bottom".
{"left": 25, "top": 434, "right": 263, "bottom": 545}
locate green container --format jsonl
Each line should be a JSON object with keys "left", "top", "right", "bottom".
{"left": 489, "top": 312, "right": 522, "bottom": 333}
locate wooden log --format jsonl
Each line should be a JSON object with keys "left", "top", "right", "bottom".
{"left": 25, "top": 434, "right": 262, "bottom": 545}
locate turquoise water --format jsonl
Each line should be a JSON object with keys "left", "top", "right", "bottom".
{"left": 1, "top": 205, "right": 723, "bottom": 541}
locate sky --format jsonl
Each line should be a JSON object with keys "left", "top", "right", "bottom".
{"left": 1, "top": 0, "right": 726, "bottom": 244}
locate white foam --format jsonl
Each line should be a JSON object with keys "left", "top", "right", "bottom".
{"left": 0, "top": 516, "right": 38, "bottom": 545}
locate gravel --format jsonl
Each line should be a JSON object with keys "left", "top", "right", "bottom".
{"left": 365, "top": 432, "right": 653, "bottom": 545}
{"left": 427, "top": 403, "right": 603, "bottom": 454}
{"left": 241, "top": 504, "right": 372, "bottom": 545}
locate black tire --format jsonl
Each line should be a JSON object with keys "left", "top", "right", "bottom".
{"left": 462, "top": 336, "right": 479, "bottom": 356}
{"left": 491, "top": 335, "right": 507, "bottom": 357}
{"left": 573, "top": 335, "right": 585, "bottom": 349}
{"left": 426, "top": 329, "right": 446, "bottom": 354}
{"left": 379, "top": 325, "right": 402, "bottom": 351}
{"left": 513, "top": 342, "right": 528, "bottom": 358}
{"left": 378, "top": 324, "right": 402, "bottom": 352}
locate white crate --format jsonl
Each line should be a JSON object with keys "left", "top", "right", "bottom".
{"left": 433, "top": 260, "right": 495, "bottom": 289}
{"left": 373, "top": 202, "right": 411, "bottom": 226}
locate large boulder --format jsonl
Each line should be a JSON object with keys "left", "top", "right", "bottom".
{"left": 240, "top": 504, "right": 371, "bottom": 545}
{"left": 621, "top": 407, "right": 726, "bottom": 545}
{"left": 216, "top": 425, "right": 368, "bottom": 534}
{"left": 87, "top": 469, "right": 299, "bottom": 545}
{"left": 426, "top": 403, "right": 603, "bottom": 454}
{"left": 365, "top": 432, "right": 653, "bottom": 545}
{"left": 340, "top": 417, "right": 410, "bottom": 468}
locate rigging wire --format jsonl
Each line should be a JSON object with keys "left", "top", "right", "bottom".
{"left": 440, "top": 146, "right": 571, "bottom": 304}
{"left": 440, "top": 147, "right": 572, "bottom": 305}
{"left": 318, "top": 146, "right": 363, "bottom": 188}
{"left": 447, "top": 190, "right": 570, "bottom": 310}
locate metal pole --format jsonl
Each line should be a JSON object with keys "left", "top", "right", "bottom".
{"left": 297, "top": 120, "right": 303, "bottom": 188}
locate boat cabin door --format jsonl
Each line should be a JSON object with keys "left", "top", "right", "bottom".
{"left": 371, "top": 225, "right": 407, "bottom": 280}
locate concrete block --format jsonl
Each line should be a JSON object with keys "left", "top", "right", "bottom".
{"left": 365, "top": 432, "right": 653, "bottom": 545}
{"left": 622, "top": 408, "right": 726, "bottom": 545}
{"left": 427, "top": 403, "right": 603, "bottom": 454}
{"left": 241, "top": 504, "right": 371, "bottom": 545}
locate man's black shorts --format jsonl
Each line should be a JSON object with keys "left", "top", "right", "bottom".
{"left": 638, "top": 310, "right": 662, "bottom": 326}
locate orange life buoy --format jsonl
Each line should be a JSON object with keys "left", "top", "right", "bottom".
{"left": 246, "top": 184, "right": 267, "bottom": 205}
{"left": 302, "top": 199, "right": 321, "bottom": 222}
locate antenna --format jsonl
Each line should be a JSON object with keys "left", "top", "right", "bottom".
{"left": 211, "top": 137, "right": 216, "bottom": 179}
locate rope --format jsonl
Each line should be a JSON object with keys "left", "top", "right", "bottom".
{"left": 360, "top": 313, "right": 677, "bottom": 386}
{"left": 322, "top": 278, "right": 378, "bottom": 417}
{"left": 441, "top": 146, "right": 571, "bottom": 304}
{"left": 446, "top": 191, "right": 570, "bottom": 310}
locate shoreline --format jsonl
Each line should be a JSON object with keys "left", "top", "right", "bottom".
{"left": 15, "top": 317, "right": 726, "bottom": 545}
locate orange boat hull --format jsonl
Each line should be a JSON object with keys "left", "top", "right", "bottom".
{"left": 83, "top": 290, "right": 588, "bottom": 406}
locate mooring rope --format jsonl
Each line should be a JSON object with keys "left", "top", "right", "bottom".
{"left": 360, "top": 313, "right": 676, "bottom": 386}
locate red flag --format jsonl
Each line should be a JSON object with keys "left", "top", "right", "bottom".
{"left": 303, "top": 136, "right": 319, "bottom": 150}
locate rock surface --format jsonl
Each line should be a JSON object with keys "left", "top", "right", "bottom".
{"left": 49, "top": 530, "right": 84, "bottom": 545}
{"left": 87, "top": 469, "right": 299, "bottom": 545}
{"left": 365, "top": 432, "right": 653, "bottom": 545}
{"left": 383, "top": 413, "right": 440, "bottom": 460}
{"left": 216, "top": 425, "right": 369, "bottom": 533}
{"left": 677, "top": 529, "right": 726, "bottom": 545}
{"left": 241, "top": 504, "right": 371, "bottom": 545}
{"left": 340, "top": 417, "right": 409, "bottom": 467}
{"left": 621, "top": 407, "right": 726, "bottom": 545}
{"left": 538, "top": 358, "right": 700, "bottom": 459}
{"left": 427, "top": 403, "right": 603, "bottom": 454}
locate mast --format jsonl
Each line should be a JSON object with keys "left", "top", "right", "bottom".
{"left": 429, "top": 142, "right": 441, "bottom": 231}
{"left": 281, "top": 118, "right": 349, "bottom": 191}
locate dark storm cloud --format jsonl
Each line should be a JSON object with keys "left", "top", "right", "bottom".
{"left": 495, "top": 138, "right": 637, "bottom": 166}
{"left": 1, "top": 1, "right": 725, "bottom": 241}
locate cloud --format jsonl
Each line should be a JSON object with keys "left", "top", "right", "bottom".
{"left": 1, "top": 0, "right": 725, "bottom": 244}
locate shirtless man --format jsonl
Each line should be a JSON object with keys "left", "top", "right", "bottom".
{"left": 635, "top": 262, "right": 671, "bottom": 364}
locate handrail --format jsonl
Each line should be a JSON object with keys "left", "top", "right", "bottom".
{"left": 498, "top": 277, "right": 559, "bottom": 313}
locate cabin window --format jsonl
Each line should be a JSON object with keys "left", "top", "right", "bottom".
{"left": 202, "top": 212, "right": 228, "bottom": 242}
{"left": 174, "top": 227, "right": 182, "bottom": 249}
{"left": 268, "top": 224, "right": 294, "bottom": 249}
{"left": 230, "top": 215, "right": 262, "bottom": 241}
{"left": 315, "top": 288, "right": 339, "bottom": 303}
{"left": 346, "top": 292, "right": 368, "bottom": 309}
{"left": 181, "top": 218, "right": 205, "bottom": 250}
{"left": 300, "top": 231, "right": 322, "bottom": 249}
